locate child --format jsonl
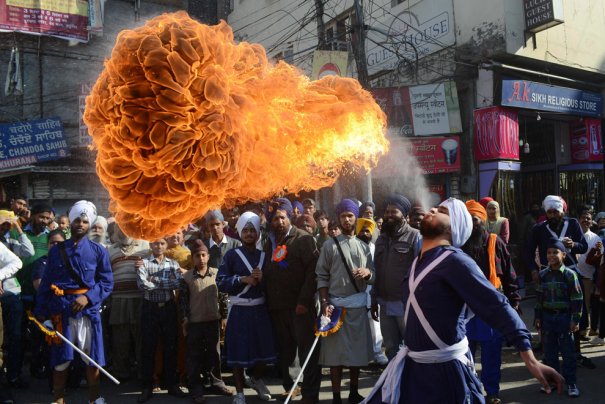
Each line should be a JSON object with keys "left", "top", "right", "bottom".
{"left": 136, "top": 237, "right": 185, "bottom": 403}
{"left": 180, "top": 240, "right": 232, "bottom": 403}
{"left": 534, "top": 238, "right": 583, "bottom": 397}
{"left": 217, "top": 212, "right": 276, "bottom": 404}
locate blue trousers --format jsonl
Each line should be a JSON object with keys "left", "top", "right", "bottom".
{"left": 470, "top": 336, "right": 502, "bottom": 396}
{"left": 0, "top": 294, "right": 23, "bottom": 381}
{"left": 542, "top": 312, "right": 576, "bottom": 385}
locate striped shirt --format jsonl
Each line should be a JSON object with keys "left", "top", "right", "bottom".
{"left": 137, "top": 254, "right": 182, "bottom": 302}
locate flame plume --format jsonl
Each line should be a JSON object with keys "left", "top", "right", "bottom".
{"left": 84, "top": 12, "right": 388, "bottom": 240}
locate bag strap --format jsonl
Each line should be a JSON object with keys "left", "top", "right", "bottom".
{"left": 332, "top": 237, "right": 360, "bottom": 293}
{"left": 59, "top": 242, "right": 87, "bottom": 289}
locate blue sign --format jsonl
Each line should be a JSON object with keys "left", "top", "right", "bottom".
{"left": 0, "top": 117, "right": 71, "bottom": 170}
{"left": 501, "top": 79, "right": 602, "bottom": 117}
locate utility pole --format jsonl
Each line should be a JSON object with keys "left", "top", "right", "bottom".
{"left": 351, "top": 0, "right": 373, "bottom": 202}
{"left": 314, "top": 0, "right": 327, "bottom": 50}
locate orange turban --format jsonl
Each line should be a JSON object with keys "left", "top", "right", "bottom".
{"left": 465, "top": 200, "right": 487, "bottom": 222}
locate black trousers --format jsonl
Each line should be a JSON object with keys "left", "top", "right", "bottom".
{"left": 186, "top": 320, "right": 221, "bottom": 397}
{"left": 141, "top": 300, "right": 178, "bottom": 388}
{"left": 270, "top": 308, "right": 321, "bottom": 399}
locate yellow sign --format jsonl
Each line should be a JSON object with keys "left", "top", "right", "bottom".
{"left": 311, "top": 50, "right": 349, "bottom": 80}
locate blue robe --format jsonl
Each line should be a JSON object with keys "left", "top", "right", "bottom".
{"left": 34, "top": 237, "right": 113, "bottom": 367}
{"left": 368, "top": 246, "right": 531, "bottom": 404}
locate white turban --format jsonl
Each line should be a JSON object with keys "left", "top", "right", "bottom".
{"left": 68, "top": 200, "right": 97, "bottom": 225}
{"left": 236, "top": 211, "right": 261, "bottom": 239}
{"left": 93, "top": 215, "right": 108, "bottom": 231}
{"left": 439, "top": 197, "right": 472, "bottom": 248}
{"left": 543, "top": 195, "right": 564, "bottom": 213}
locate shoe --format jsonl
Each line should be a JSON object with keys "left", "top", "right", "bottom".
{"left": 374, "top": 353, "right": 389, "bottom": 366}
{"left": 567, "top": 384, "right": 580, "bottom": 397}
{"left": 589, "top": 329, "right": 598, "bottom": 336}
{"left": 208, "top": 382, "right": 234, "bottom": 396}
{"left": 580, "top": 335, "right": 591, "bottom": 342}
{"left": 90, "top": 397, "right": 107, "bottom": 404}
{"left": 281, "top": 386, "right": 301, "bottom": 400}
{"left": 152, "top": 385, "right": 162, "bottom": 393}
{"left": 577, "top": 355, "right": 596, "bottom": 369}
{"left": 137, "top": 389, "right": 153, "bottom": 403}
{"left": 348, "top": 391, "right": 365, "bottom": 404}
{"left": 7, "top": 378, "right": 28, "bottom": 389}
{"left": 168, "top": 385, "right": 187, "bottom": 398}
{"left": 590, "top": 337, "right": 605, "bottom": 345}
{"left": 486, "top": 396, "right": 501, "bottom": 404}
{"left": 248, "top": 376, "right": 271, "bottom": 401}
{"left": 233, "top": 392, "right": 246, "bottom": 404}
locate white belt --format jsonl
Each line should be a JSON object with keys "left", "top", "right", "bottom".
{"left": 230, "top": 296, "right": 265, "bottom": 306}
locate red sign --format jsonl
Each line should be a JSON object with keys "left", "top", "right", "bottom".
{"left": 370, "top": 87, "right": 414, "bottom": 135}
{"left": 474, "top": 106, "right": 519, "bottom": 161}
{"left": 408, "top": 136, "right": 460, "bottom": 174}
{"left": 0, "top": 0, "right": 89, "bottom": 42}
{"left": 570, "top": 118, "right": 603, "bottom": 163}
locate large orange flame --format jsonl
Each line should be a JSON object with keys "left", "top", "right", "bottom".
{"left": 84, "top": 11, "right": 388, "bottom": 240}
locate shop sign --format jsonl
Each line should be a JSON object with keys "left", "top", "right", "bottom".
{"left": 524, "top": 0, "right": 564, "bottom": 33}
{"left": 501, "top": 79, "right": 602, "bottom": 117}
{"left": 474, "top": 106, "right": 519, "bottom": 161}
{"left": 0, "top": 117, "right": 70, "bottom": 170}
{"left": 407, "top": 135, "right": 460, "bottom": 174}
{"left": 371, "top": 81, "right": 462, "bottom": 136}
{"left": 365, "top": 0, "right": 455, "bottom": 76}
{"left": 0, "top": 0, "right": 89, "bottom": 42}
{"left": 570, "top": 118, "right": 603, "bottom": 163}
{"left": 311, "top": 50, "right": 349, "bottom": 80}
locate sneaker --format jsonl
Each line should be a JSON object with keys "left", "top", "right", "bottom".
{"left": 486, "top": 396, "right": 501, "bottom": 404}
{"left": 577, "top": 355, "right": 596, "bottom": 369}
{"left": 233, "top": 392, "right": 246, "bottom": 404}
{"left": 374, "top": 353, "right": 389, "bottom": 366}
{"left": 249, "top": 377, "right": 271, "bottom": 401}
{"left": 590, "top": 337, "right": 605, "bottom": 345}
{"left": 567, "top": 384, "right": 580, "bottom": 397}
{"left": 90, "top": 397, "right": 107, "bottom": 404}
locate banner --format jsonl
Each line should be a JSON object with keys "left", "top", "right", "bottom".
{"left": 501, "top": 79, "right": 602, "bottom": 117}
{"left": 311, "top": 50, "right": 349, "bottom": 80}
{"left": 0, "top": 0, "right": 89, "bottom": 42}
{"left": 474, "top": 106, "right": 519, "bottom": 161}
{"left": 0, "top": 117, "right": 70, "bottom": 170}
{"left": 570, "top": 118, "right": 603, "bottom": 163}
{"left": 408, "top": 135, "right": 460, "bottom": 174}
{"left": 371, "top": 81, "right": 462, "bottom": 136}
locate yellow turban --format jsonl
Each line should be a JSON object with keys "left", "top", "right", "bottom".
{"left": 465, "top": 200, "right": 487, "bottom": 222}
{"left": 0, "top": 210, "right": 15, "bottom": 225}
{"left": 356, "top": 218, "right": 376, "bottom": 236}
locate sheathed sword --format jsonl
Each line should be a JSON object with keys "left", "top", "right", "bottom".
{"left": 27, "top": 311, "right": 120, "bottom": 385}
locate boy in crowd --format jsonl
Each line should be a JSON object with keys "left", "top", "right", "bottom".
{"left": 534, "top": 238, "right": 583, "bottom": 397}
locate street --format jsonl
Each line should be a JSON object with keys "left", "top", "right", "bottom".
{"left": 10, "top": 297, "right": 605, "bottom": 404}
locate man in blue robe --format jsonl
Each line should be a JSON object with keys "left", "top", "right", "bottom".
{"left": 365, "top": 198, "right": 562, "bottom": 404}
{"left": 35, "top": 200, "right": 113, "bottom": 404}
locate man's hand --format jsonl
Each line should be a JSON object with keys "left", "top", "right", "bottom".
{"left": 322, "top": 303, "right": 334, "bottom": 318}
{"left": 135, "top": 259, "right": 144, "bottom": 270}
{"left": 221, "top": 318, "right": 227, "bottom": 332}
{"left": 353, "top": 267, "right": 371, "bottom": 280}
{"left": 251, "top": 268, "right": 263, "bottom": 282}
{"left": 562, "top": 237, "right": 573, "bottom": 249}
{"left": 295, "top": 304, "right": 308, "bottom": 315}
{"left": 71, "top": 295, "right": 89, "bottom": 312}
{"left": 12, "top": 220, "right": 23, "bottom": 235}
{"left": 370, "top": 304, "right": 379, "bottom": 322}
{"left": 570, "top": 322, "right": 579, "bottom": 333}
{"left": 241, "top": 276, "right": 258, "bottom": 286}
{"left": 520, "top": 350, "right": 563, "bottom": 394}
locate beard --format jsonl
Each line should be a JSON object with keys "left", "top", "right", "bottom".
{"left": 357, "top": 233, "right": 372, "bottom": 244}
{"left": 548, "top": 216, "right": 562, "bottom": 228}
{"left": 88, "top": 232, "right": 106, "bottom": 244}
{"left": 382, "top": 217, "right": 403, "bottom": 234}
{"left": 419, "top": 217, "right": 448, "bottom": 239}
{"left": 463, "top": 223, "right": 486, "bottom": 261}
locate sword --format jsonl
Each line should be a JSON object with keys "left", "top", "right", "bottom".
{"left": 27, "top": 311, "right": 120, "bottom": 385}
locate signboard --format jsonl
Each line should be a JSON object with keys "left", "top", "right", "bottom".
{"left": 408, "top": 135, "right": 460, "bottom": 174}
{"left": 311, "top": 50, "right": 349, "bottom": 80}
{"left": 524, "top": 0, "right": 564, "bottom": 33}
{"left": 501, "top": 79, "right": 603, "bottom": 117}
{"left": 0, "top": 0, "right": 89, "bottom": 42}
{"left": 365, "top": 0, "right": 455, "bottom": 76}
{"left": 0, "top": 117, "right": 70, "bottom": 170}
{"left": 570, "top": 118, "right": 603, "bottom": 163}
{"left": 371, "top": 81, "right": 462, "bottom": 136}
{"left": 79, "top": 83, "right": 92, "bottom": 147}
{"left": 474, "top": 106, "right": 519, "bottom": 161}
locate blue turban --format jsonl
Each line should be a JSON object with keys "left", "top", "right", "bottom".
{"left": 547, "top": 237, "right": 566, "bottom": 252}
{"left": 293, "top": 201, "right": 303, "bottom": 214}
{"left": 360, "top": 201, "right": 375, "bottom": 214}
{"left": 335, "top": 199, "right": 359, "bottom": 218}
{"left": 204, "top": 209, "right": 224, "bottom": 222}
{"left": 266, "top": 198, "right": 293, "bottom": 223}
{"left": 384, "top": 194, "right": 411, "bottom": 216}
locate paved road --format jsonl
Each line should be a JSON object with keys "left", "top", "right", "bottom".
{"left": 9, "top": 297, "right": 605, "bottom": 403}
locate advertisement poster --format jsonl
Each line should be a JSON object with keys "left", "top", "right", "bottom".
{"left": 407, "top": 135, "right": 460, "bottom": 174}
{"left": 570, "top": 118, "right": 603, "bottom": 163}
{"left": 0, "top": 117, "right": 70, "bottom": 170}
{"left": 474, "top": 106, "right": 519, "bottom": 161}
{"left": 0, "top": 0, "right": 89, "bottom": 42}
{"left": 311, "top": 50, "right": 349, "bottom": 80}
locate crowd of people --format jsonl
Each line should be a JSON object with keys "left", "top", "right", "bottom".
{"left": 0, "top": 192, "right": 603, "bottom": 404}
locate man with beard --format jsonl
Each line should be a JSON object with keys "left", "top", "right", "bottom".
{"left": 263, "top": 198, "right": 321, "bottom": 403}
{"left": 408, "top": 203, "right": 425, "bottom": 230}
{"left": 316, "top": 199, "right": 374, "bottom": 404}
{"left": 370, "top": 194, "right": 420, "bottom": 360}
{"left": 35, "top": 200, "right": 114, "bottom": 404}
{"left": 525, "top": 195, "right": 594, "bottom": 369}
{"left": 107, "top": 224, "right": 149, "bottom": 381}
{"left": 462, "top": 200, "right": 519, "bottom": 404}
{"left": 365, "top": 198, "right": 563, "bottom": 404}
{"left": 88, "top": 216, "right": 109, "bottom": 247}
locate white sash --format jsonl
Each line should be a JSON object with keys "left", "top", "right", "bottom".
{"left": 364, "top": 250, "right": 474, "bottom": 404}
{"left": 233, "top": 249, "right": 265, "bottom": 298}
{"left": 547, "top": 221, "right": 570, "bottom": 253}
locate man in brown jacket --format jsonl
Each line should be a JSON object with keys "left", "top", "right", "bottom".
{"left": 263, "top": 198, "right": 321, "bottom": 404}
